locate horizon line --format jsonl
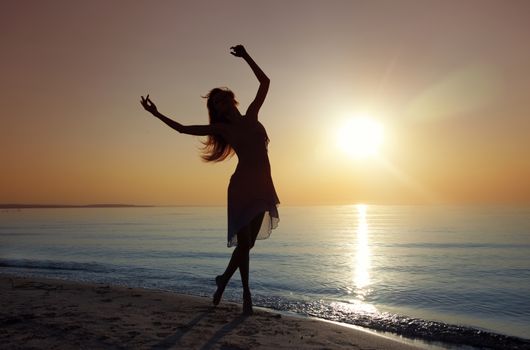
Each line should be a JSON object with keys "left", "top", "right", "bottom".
{"left": 1, "top": 202, "right": 529, "bottom": 209}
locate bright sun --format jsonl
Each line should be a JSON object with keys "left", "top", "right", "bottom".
{"left": 337, "top": 116, "right": 384, "bottom": 158}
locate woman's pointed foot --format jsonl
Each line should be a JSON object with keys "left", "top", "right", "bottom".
{"left": 213, "top": 275, "right": 226, "bottom": 306}
{"left": 242, "top": 291, "right": 253, "bottom": 316}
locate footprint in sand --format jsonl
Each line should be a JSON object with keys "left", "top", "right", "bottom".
{"left": 104, "top": 316, "right": 121, "bottom": 321}
{"left": 156, "top": 332, "right": 171, "bottom": 337}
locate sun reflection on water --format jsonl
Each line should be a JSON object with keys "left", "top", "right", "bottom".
{"left": 347, "top": 203, "right": 377, "bottom": 314}
{"left": 354, "top": 204, "right": 370, "bottom": 293}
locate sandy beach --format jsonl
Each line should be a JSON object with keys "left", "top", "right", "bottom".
{"left": 0, "top": 274, "right": 428, "bottom": 349}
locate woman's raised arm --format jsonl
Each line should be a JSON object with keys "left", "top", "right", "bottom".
{"left": 230, "top": 45, "right": 270, "bottom": 119}
{"left": 140, "top": 95, "right": 220, "bottom": 136}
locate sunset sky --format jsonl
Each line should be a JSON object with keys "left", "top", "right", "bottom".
{"left": 2, "top": 0, "right": 530, "bottom": 206}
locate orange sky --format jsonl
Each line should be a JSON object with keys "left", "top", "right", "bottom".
{"left": 1, "top": 0, "right": 530, "bottom": 205}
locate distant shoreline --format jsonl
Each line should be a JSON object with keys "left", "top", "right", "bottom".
{"left": 0, "top": 204, "right": 155, "bottom": 209}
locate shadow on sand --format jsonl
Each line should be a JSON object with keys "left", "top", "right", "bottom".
{"left": 151, "top": 307, "right": 248, "bottom": 350}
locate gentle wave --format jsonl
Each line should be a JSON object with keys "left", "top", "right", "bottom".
{"left": 0, "top": 258, "right": 115, "bottom": 273}
{"left": 2, "top": 258, "right": 530, "bottom": 350}
{"left": 261, "top": 299, "right": 530, "bottom": 350}
{"left": 376, "top": 242, "right": 530, "bottom": 249}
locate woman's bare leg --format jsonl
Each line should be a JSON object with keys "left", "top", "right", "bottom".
{"left": 236, "top": 226, "right": 253, "bottom": 315}
{"left": 213, "top": 212, "right": 265, "bottom": 314}
{"left": 239, "top": 212, "right": 265, "bottom": 315}
{"left": 213, "top": 245, "right": 243, "bottom": 305}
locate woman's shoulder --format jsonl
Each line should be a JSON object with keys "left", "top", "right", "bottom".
{"left": 214, "top": 118, "right": 263, "bottom": 134}
{"left": 240, "top": 116, "right": 263, "bottom": 127}
{"left": 210, "top": 122, "right": 231, "bottom": 136}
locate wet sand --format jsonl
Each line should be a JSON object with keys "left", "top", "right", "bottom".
{"left": 0, "top": 274, "right": 426, "bottom": 349}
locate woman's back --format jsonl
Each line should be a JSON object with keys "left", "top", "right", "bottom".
{"left": 223, "top": 118, "right": 271, "bottom": 174}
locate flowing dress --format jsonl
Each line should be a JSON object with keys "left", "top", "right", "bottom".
{"left": 225, "top": 118, "right": 280, "bottom": 247}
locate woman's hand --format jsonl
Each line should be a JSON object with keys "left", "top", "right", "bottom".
{"left": 140, "top": 94, "right": 158, "bottom": 115}
{"left": 230, "top": 45, "right": 248, "bottom": 58}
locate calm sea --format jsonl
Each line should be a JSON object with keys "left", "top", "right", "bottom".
{"left": 1, "top": 205, "right": 529, "bottom": 348}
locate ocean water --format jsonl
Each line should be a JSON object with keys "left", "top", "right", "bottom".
{"left": 1, "top": 205, "right": 529, "bottom": 349}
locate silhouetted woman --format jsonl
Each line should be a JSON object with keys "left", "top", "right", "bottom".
{"left": 140, "top": 45, "right": 279, "bottom": 315}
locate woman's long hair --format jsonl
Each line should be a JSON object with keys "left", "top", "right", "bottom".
{"left": 201, "top": 88, "right": 236, "bottom": 162}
